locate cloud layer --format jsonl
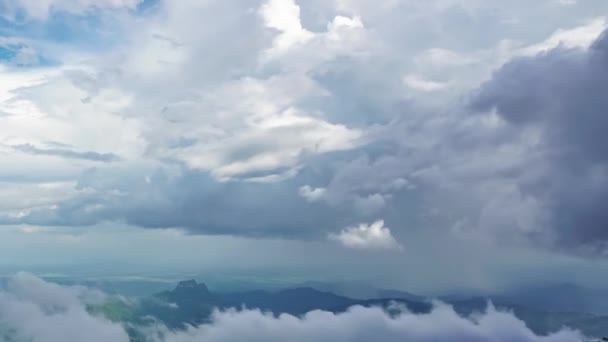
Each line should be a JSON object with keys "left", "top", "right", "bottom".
{"left": 0, "top": 274, "right": 585, "bottom": 342}
{"left": 0, "top": 273, "right": 129, "bottom": 342}
{"left": 159, "top": 305, "right": 582, "bottom": 342}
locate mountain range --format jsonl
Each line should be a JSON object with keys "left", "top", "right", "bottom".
{"left": 90, "top": 279, "right": 608, "bottom": 341}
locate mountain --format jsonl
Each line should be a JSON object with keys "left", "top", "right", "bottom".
{"left": 495, "top": 283, "right": 608, "bottom": 315}
{"left": 133, "top": 280, "right": 221, "bottom": 328}
{"left": 157, "top": 279, "right": 216, "bottom": 303}
{"left": 297, "top": 280, "right": 425, "bottom": 302}
{"left": 218, "top": 287, "right": 357, "bottom": 315}
{"left": 91, "top": 279, "right": 608, "bottom": 339}
{"left": 114, "top": 280, "right": 432, "bottom": 330}
{"left": 448, "top": 297, "right": 608, "bottom": 338}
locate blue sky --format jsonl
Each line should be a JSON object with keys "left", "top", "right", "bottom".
{"left": 1, "top": 0, "right": 608, "bottom": 293}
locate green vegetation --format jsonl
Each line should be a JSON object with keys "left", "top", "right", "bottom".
{"left": 88, "top": 298, "right": 136, "bottom": 323}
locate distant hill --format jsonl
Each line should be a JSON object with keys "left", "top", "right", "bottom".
{"left": 140, "top": 280, "right": 221, "bottom": 328}
{"left": 448, "top": 297, "right": 608, "bottom": 338}
{"left": 91, "top": 279, "right": 608, "bottom": 339}
{"left": 218, "top": 287, "right": 356, "bottom": 315}
{"left": 494, "top": 283, "right": 608, "bottom": 315}
{"left": 296, "top": 280, "right": 426, "bottom": 302}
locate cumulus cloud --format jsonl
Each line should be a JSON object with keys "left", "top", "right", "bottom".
{"left": 330, "top": 220, "right": 402, "bottom": 250}
{"left": 520, "top": 17, "right": 607, "bottom": 56}
{"left": 353, "top": 193, "right": 387, "bottom": 215}
{"left": 260, "top": 0, "right": 314, "bottom": 55}
{"left": 0, "top": 0, "right": 367, "bottom": 237}
{"left": 11, "top": 143, "right": 121, "bottom": 163}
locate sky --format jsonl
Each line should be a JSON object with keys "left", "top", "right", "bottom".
{"left": 0, "top": 0, "right": 608, "bottom": 294}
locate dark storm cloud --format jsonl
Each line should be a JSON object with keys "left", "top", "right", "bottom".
{"left": 12, "top": 144, "right": 121, "bottom": 163}
{"left": 0, "top": 167, "right": 347, "bottom": 238}
{"left": 471, "top": 29, "right": 608, "bottom": 253}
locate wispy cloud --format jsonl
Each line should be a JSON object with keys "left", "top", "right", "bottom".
{"left": 12, "top": 143, "right": 121, "bottom": 163}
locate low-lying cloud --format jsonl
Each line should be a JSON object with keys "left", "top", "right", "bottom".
{"left": 159, "top": 305, "right": 582, "bottom": 342}
{"left": 0, "top": 272, "right": 129, "bottom": 342}
{"left": 0, "top": 273, "right": 586, "bottom": 342}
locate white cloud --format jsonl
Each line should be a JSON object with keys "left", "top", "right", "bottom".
{"left": 6, "top": 272, "right": 106, "bottom": 309}
{"left": 417, "top": 48, "right": 479, "bottom": 67}
{"left": 159, "top": 303, "right": 582, "bottom": 342}
{"left": 260, "top": 0, "right": 368, "bottom": 67}
{"left": 521, "top": 17, "right": 607, "bottom": 55}
{"left": 0, "top": 66, "right": 143, "bottom": 157}
{"left": 0, "top": 65, "right": 145, "bottom": 197}
{"left": 299, "top": 185, "right": 327, "bottom": 202}
{"left": 261, "top": 0, "right": 314, "bottom": 55}
{"left": 51, "top": 1, "right": 366, "bottom": 183}
{"left": 0, "top": 273, "right": 129, "bottom": 342}
{"left": 0, "top": 0, "right": 142, "bottom": 20}
{"left": 403, "top": 74, "right": 450, "bottom": 92}
{"left": 330, "top": 220, "right": 402, "bottom": 250}
{"left": 409, "top": 17, "right": 608, "bottom": 99}
{"left": 326, "top": 15, "right": 365, "bottom": 42}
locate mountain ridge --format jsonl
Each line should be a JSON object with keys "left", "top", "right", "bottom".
{"left": 101, "top": 279, "right": 608, "bottom": 338}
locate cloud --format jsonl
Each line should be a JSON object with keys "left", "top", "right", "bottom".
{"left": 299, "top": 185, "right": 327, "bottom": 202}
{"left": 0, "top": 0, "right": 367, "bottom": 237}
{"left": 330, "top": 220, "right": 402, "bottom": 250}
{"left": 260, "top": 0, "right": 314, "bottom": 55}
{"left": 520, "top": 17, "right": 607, "bottom": 56}
{"left": 0, "top": 38, "right": 43, "bottom": 67}
{"left": 0, "top": 0, "right": 142, "bottom": 20}
{"left": 0, "top": 273, "right": 585, "bottom": 342}
{"left": 0, "top": 272, "right": 129, "bottom": 342}
{"left": 170, "top": 104, "right": 362, "bottom": 181}
{"left": 12, "top": 143, "right": 121, "bottom": 163}
{"left": 157, "top": 304, "right": 582, "bottom": 342}
{"left": 0, "top": 181, "right": 75, "bottom": 214}
{"left": 470, "top": 28, "right": 608, "bottom": 254}
{"left": 403, "top": 74, "right": 450, "bottom": 92}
